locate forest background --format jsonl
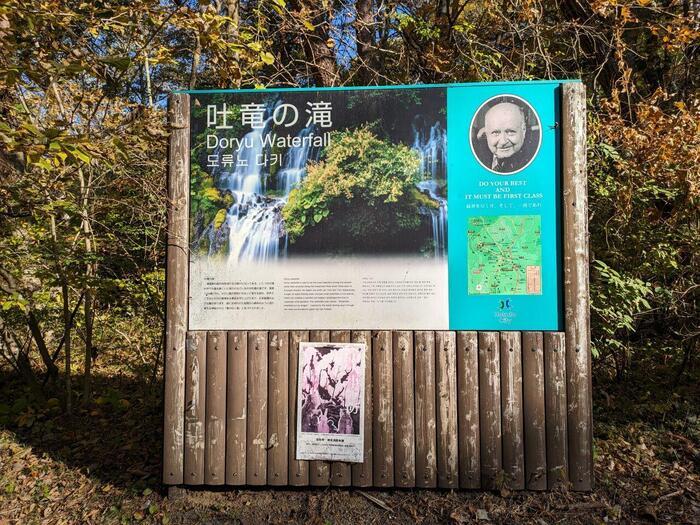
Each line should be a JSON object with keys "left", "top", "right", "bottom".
{"left": 0, "top": 0, "right": 698, "bottom": 523}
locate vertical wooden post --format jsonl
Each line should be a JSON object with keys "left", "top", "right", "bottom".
{"left": 268, "top": 331, "right": 289, "bottom": 485}
{"left": 435, "top": 331, "right": 458, "bottom": 489}
{"left": 351, "top": 330, "right": 373, "bottom": 487}
{"left": 309, "top": 330, "right": 331, "bottom": 486}
{"left": 522, "top": 332, "right": 547, "bottom": 490}
{"left": 414, "top": 331, "right": 437, "bottom": 488}
{"left": 478, "top": 332, "right": 501, "bottom": 490}
{"left": 393, "top": 330, "right": 415, "bottom": 487}
{"left": 289, "top": 330, "right": 310, "bottom": 486}
{"left": 372, "top": 330, "right": 394, "bottom": 487}
{"left": 205, "top": 331, "right": 226, "bottom": 485}
{"left": 456, "top": 331, "right": 480, "bottom": 489}
{"left": 544, "top": 332, "right": 568, "bottom": 488}
{"left": 226, "top": 331, "right": 247, "bottom": 485}
{"left": 184, "top": 332, "right": 205, "bottom": 485}
{"left": 500, "top": 332, "right": 524, "bottom": 490}
{"left": 330, "top": 330, "right": 352, "bottom": 486}
{"left": 247, "top": 331, "right": 268, "bottom": 485}
{"left": 562, "top": 82, "right": 593, "bottom": 491}
{"left": 163, "top": 93, "right": 189, "bottom": 485}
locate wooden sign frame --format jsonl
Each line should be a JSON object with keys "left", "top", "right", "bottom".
{"left": 162, "top": 83, "right": 592, "bottom": 491}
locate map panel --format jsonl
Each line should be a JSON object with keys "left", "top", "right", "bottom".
{"left": 467, "top": 215, "right": 542, "bottom": 295}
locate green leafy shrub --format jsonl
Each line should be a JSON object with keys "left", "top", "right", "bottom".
{"left": 282, "top": 128, "right": 435, "bottom": 253}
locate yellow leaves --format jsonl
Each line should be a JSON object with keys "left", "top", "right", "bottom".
{"left": 620, "top": 6, "right": 636, "bottom": 23}
{"left": 213, "top": 209, "right": 227, "bottom": 230}
{"left": 149, "top": 46, "right": 177, "bottom": 66}
{"left": 597, "top": 90, "right": 700, "bottom": 200}
{"left": 202, "top": 187, "right": 221, "bottom": 201}
{"left": 260, "top": 51, "right": 275, "bottom": 65}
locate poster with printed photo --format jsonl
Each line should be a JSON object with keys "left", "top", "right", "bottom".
{"left": 296, "top": 341, "right": 365, "bottom": 462}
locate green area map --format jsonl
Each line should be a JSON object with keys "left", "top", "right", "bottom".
{"left": 467, "top": 215, "right": 542, "bottom": 295}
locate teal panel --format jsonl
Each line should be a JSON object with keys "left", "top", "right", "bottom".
{"left": 447, "top": 84, "right": 563, "bottom": 330}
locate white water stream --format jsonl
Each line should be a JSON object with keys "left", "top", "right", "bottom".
{"left": 412, "top": 121, "right": 447, "bottom": 257}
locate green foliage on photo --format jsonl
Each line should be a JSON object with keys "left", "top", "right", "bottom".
{"left": 189, "top": 163, "right": 233, "bottom": 252}
{"left": 282, "top": 128, "right": 433, "bottom": 250}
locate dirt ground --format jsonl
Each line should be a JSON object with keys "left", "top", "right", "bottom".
{"left": 1, "top": 355, "right": 699, "bottom": 524}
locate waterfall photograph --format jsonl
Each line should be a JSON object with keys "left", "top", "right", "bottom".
{"left": 189, "top": 88, "right": 447, "bottom": 264}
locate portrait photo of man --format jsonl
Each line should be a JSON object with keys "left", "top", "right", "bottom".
{"left": 470, "top": 95, "right": 541, "bottom": 175}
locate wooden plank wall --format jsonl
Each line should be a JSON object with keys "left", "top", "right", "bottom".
{"left": 174, "top": 330, "right": 584, "bottom": 490}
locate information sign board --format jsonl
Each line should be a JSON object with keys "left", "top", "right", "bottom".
{"left": 186, "top": 82, "right": 564, "bottom": 330}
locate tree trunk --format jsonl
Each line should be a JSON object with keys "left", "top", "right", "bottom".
{"left": 79, "top": 167, "right": 96, "bottom": 406}
{"left": 62, "top": 281, "right": 72, "bottom": 414}
{"left": 48, "top": 212, "right": 73, "bottom": 413}
{"left": 144, "top": 55, "right": 153, "bottom": 107}
{"left": 225, "top": 0, "right": 241, "bottom": 87}
{"left": 83, "top": 287, "right": 93, "bottom": 404}
{"left": 27, "top": 311, "right": 59, "bottom": 380}
{"left": 306, "top": 37, "right": 338, "bottom": 87}
{"left": 289, "top": 1, "right": 338, "bottom": 86}
{"left": 0, "top": 319, "right": 44, "bottom": 400}
{"left": 354, "top": 0, "right": 374, "bottom": 83}
{"left": 189, "top": 33, "right": 202, "bottom": 90}
{"left": 225, "top": 0, "right": 239, "bottom": 38}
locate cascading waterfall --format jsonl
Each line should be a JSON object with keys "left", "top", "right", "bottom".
{"left": 412, "top": 121, "right": 447, "bottom": 257}
{"left": 217, "top": 105, "right": 283, "bottom": 263}
{"left": 226, "top": 195, "right": 284, "bottom": 263}
{"left": 277, "top": 125, "right": 319, "bottom": 194}
{"left": 416, "top": 180, "right": 447, "bottom": 258}
{"left": 412, "top": 121, "right": 447, "bottom": 181}
{"left": 221, "top": 120, "right": 272, "bottom": 195}
{"left": 217, "top": 115, "right": 319, "bottom": 263}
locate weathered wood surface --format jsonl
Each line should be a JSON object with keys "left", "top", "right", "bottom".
{"left": 562, "top": 82, "right": 593, "bottom": 491}
{"left": 288, "top": 330, "right": 310, "bottom": 486}
{"left": 205, "top": 331, "right": 226, "bottom": 485}
{"left": 170, "top": 330, "right": 587, "bottom": 491}
{"left": 522, "top": 332, "right": 547, "bottom": 490}
{"left": 545, "top": 332, "right": 569, "bottom": 488}
{"left": 163, "top": 93, "right": 189, "bottom": 485}
{"left": 309, "top": 330, "right": 331, "bottom": 487}
{"left": 351, "top": 330, "right": 373, "bottom": 487}
{"left": 479, "top": 332, "right": 502, "bottom": 490}
{"left": 393, "top": 331, "right": 416, "bottom": 488}
{"left": 457, "top": 331, "right": 480, "bottom": 489}
{"left": 330, "top": 330, "right": 352, "bottom": 487}
{"left": 226, "top": 331, "right": 247, "bottom": 485}
{"left": 184, "top": 331, "right": 205, "bottom": 485}
{"left": 372, "top": 330, "right": 394, "bottom": 487}
{"left": 500, "top": 332, "right": 524, "bottom": 490}
{"left": 414, "top": 331, "right": 437, "bottom": 488}
{"left": 267, "top": 331, "right": 289, "bottom": 485}
{"left": 246, "top": 331, "right": 267, "bottom": 485}
{"left": 436, "top": 331, "right": 458, "bottom": 489}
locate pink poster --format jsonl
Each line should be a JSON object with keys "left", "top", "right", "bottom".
{"left": 295, "top": 341, "right": 365, "bottom": 462}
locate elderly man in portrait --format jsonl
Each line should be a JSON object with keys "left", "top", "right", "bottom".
{"left": 474, "top": 101, "right": 540, "bottom": 174}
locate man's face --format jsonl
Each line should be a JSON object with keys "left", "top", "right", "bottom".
{"left": 484, "top": 103, "right": 526, "bottom": 159}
